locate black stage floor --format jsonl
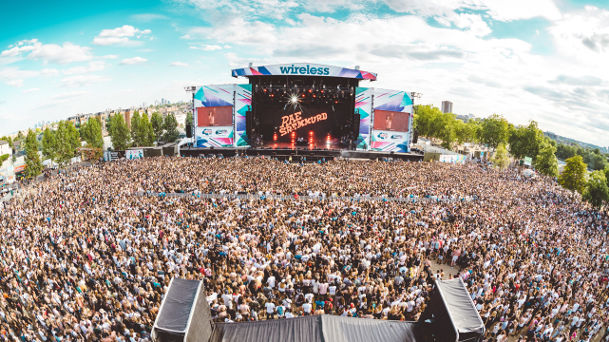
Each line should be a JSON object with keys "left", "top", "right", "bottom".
{"left": 180, "top": 146, "right": 424, "bottom": 162}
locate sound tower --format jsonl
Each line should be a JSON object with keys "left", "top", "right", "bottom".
{"left": 245, "top": 109, "right": 253, "bottom": 145}
{"left": 353, "top": 113, "right": 360, "bottom": 140}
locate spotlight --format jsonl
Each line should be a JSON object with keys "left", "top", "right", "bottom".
{"left": 290, "top": 95, "right": 299, "bottom": 104}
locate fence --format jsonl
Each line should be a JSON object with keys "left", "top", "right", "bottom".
{"left": 135, "top": 191, "right": 477, "bottom": 204}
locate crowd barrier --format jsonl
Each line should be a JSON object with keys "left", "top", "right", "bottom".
{"left": 135, "top": 191, "right": 477, "bottom": 204}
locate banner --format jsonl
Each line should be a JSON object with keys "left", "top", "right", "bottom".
{"left": 370, "top": 130, "right": 410, "bottom": 152}
{"left": 234, "top": 84, "right": 252, "bottom": 147}
{"left": 232, "top": 63, "right": 377, "bottom": 81}
{"left": 195, "top": 126, "right": 234, "bottom": 147}
{"left": 355, "top": 87, "right": 373, "bottom": 150}
{"left": 126, "top": 149, "right": 144, "bottom": 160}
{"left": 370, "top": 88, "right": 413, "bottom": 153}
{"left": 194, "top": 84, "right": 239, "bottom": 148}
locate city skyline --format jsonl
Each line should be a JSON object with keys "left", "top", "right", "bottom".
{"left": 1, "top": 0, "right": 609, "bottom": 145}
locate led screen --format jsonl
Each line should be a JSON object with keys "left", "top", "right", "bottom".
{"left": 257, "top": 102, "right": 349, "bottom": 148}
{"left": 373, "top": 110, "right": 410, "bottom": 132}
{"left": 197, "top": 106, "right": 233, "bottom": 127}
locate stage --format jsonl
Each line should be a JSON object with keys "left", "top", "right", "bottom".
{"left": 191, "top": 63, "right": 416, "bottom": 156}
{"left": 180, "top": 146, "right": 423, "bottom": 162}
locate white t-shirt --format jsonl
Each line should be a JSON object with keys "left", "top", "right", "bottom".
{"left": 329, "top": 286, "right": 336, "bottom": 296}
{"left": 265, "top": 302, "right": 276, "bottom": 314}
{"left": 303, "top": 303, "right": 312, "bottom": 314}
{"left": 267, "top": 276, "right": 276, "bottom": 288}
{"left": 318, "top": 283, "right": 329, "bottom": 295}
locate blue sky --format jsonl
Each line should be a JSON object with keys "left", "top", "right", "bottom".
{"left": 1, "top": 0, "right": 609, "bottom": 146}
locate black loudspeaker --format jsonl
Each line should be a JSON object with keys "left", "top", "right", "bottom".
{"left": 152, "top": 278, "right": 212, "bottom": 342}
{"left": 413, "top": 129, "right": 419, "bottom": 144}
{"left": 245, "top": 110, "right": 253, "bottom": 136}
{"left": 353, "top": 113, "right": 360, "bottom": 139}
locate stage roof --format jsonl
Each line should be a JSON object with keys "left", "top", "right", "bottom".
{"left": 231, "top": 63, "right": 377, "bottom": 81}
{"left": 210, "top": 315, "right": 419, "bottom": 342}
{"left": 436, "top": 278, "right": 485, "bottom": 337}
{"left": 153, "top": 278, "right": 201, "bottom": 334}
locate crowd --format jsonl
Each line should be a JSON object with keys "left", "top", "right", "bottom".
{"left": 0, "top": 156, "right": 608, "bottom": 341}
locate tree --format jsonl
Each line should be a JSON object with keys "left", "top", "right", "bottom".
{"left": 558, "top": 155, "right": 587, "bottom": 193}
{"left": 80, "top": 117, "right": 104, "bottom": 149}
{"left": 556, "top": 143, "right": 577, "bottom": 160}
{"left": 480, "top": 114, "right": 510, "bottom": 150}
{"left": 0, "top": 154, "right": 9, "bottom": 165}
{"left": 492, "top": 143, "right": 510, "bottom": 170}
{"left": 582, "top": 149, "right": 608, "bottom": 171}
{"left": 163, "top": 113, "right": 179, "bottom": 143}
{"left": 55, "top": 120, "right": 81, "bottom": 167}
{"left": 24, "top": 130, "right": 43, "bottom": 179}
{"left": 413, "top": 105, "right": 441, "bottom": 138}
{"left": 108, "top": 114, "right": 130, "bottom": 150}
{"left": 41, "top": 128, "right": 57, "bottom": 161}
{"left": 534, "top": 142, "right": 559, "bottom": 177}
{"left": 185, "top": 112, "right": 193, "bottom": 138}
{"left": 130, "top": 111, "right": 143, "bottom": 146}
{"left": 435, "top": 113, "right": 457, "bottom": 149}
{"left": 509, "top": 121, "right": 544, "bottom": 161}
{"left": 0, "top": 136, "right": 14, "bottom": 149}
{"left": 454, "top": 119, "right": 477, "bottom": 145}
{"left": 583, "top": 170, "right": 609, "bottom": 208}
{"left": 141, "top": 113, "right": 155, "bottom": 146}
{"left": 151, "top": 112, "right": 164, "bottom": 142}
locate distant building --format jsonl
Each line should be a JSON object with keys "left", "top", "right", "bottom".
{"left": 441, "top": 101, "right": 453, "bottom": 114}
{"left": 0, "top": 140, "right": 11, "bottom": 157}
{"left": 124, "top": 110, "right": 132, "bottom": 130}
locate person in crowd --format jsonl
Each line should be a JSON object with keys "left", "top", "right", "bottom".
{"left": 0, "top": 156, "right": 607, "bottom": 341}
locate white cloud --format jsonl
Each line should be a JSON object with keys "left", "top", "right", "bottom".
{"left": 180, "top": 0, "right": 299, "bottom": 20}
{"left": 170, "top": 61, "right": 189, "bottom": 67}
{"left": 435, "top": 12, "right": 491, "bottom": 37}
{"left": 1, "top": 39, "right": 92, "bottom": 64}
{"left": 93, "top": 25, "right": 152, "bottom": 46}
{"left": 187, "top": 11, "right": 609, "bottom": 145}
{"left": 131, "top": 13, "right": 169, "bottom": 22}
{"left": 120, "top": 56, "right": 148, "bottom": 65}
{"left": 63, "top": 61, "right": 106, "bottom": 75}
{"left": 479, "top": 0, "right": 561, "bottom": 22}
{"left": 180, "top": 0, "right": 556, "bottom": 23}
{"left": 380, "top": 0, "right": 560, "bottom": 21}
{"left": 47, "top": 91, "right": 89, "bottom": 106}
{"left": 0, "top": 67, "right": 58, "bottom": 87}
{"left": 299, "top": 0, "right": 367, "bottom": 12}
{"left": 23, "top": 88, "right": 40, "bottom": 93}
{"left": 187, "top": 43, "right": 224, "bottom": 51}
{"left": 549, "top": 6, "right": 609, "bottom": 61}
{"left": 61, "top": 74, "right": 110, "bottom": 87}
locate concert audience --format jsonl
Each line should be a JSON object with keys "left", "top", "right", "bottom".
{"left": 0, "top": 157, "right": 607, "bottom": 341}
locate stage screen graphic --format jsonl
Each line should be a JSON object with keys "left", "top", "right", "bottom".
{"left": 370, "top": 130, "right": 410, "bottom": 152}
{"left": 235, "top": 84, "right": 252, "bottom": 147}
{"left": 194, "top": 84, "right": 237, "bottom": 147}
{"left": 197, "top": 106, "right": 233, "bottom": 127}
{"left": 195, "top": 126, "right": 234, "bottom": 148}
{"left": 373, "top": 110, "right": 410, "bottom": 132}
{"left": 370, "top": 88, "right": 413, "bottom": 153}
{"left": 258, "top": 102, "right": 347, "bottom": 148}
{"left": 355, "top": 87, "right": 373, "bottom": 150}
